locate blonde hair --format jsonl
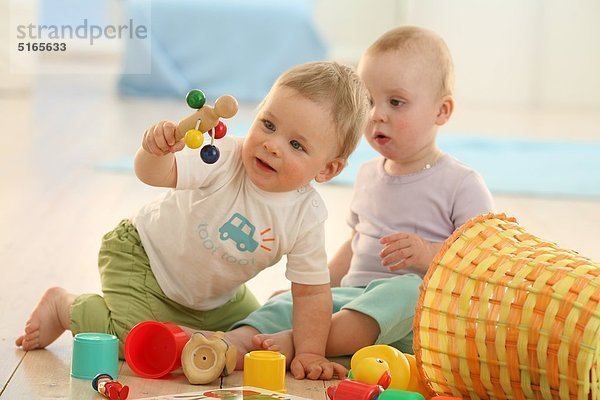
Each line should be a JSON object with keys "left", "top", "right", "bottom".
{"left": 367, "top": 26, "right": 455, "bottom": 97}
{"left": 262, "top": 61, "right": 369, "bottom": 161}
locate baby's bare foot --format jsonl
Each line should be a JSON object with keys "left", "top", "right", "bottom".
{"left": 15, "top": 287, "right": 75, "bottom": 351}
{"left": 222, "top": 326, "right": 261, "bottom": 370}
{"left": 252, "top": 330, "right": 294, "bottom": 366}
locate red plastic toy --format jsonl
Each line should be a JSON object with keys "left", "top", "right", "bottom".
{"left": 326, "top": 379, "right": 383, "bottom": 400}
{"left": 92, "top": 373, "right": 129, "bottom": 400}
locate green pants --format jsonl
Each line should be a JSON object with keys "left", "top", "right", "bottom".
{"left": 70, "top": 220, "right": 261, "bottom": 358}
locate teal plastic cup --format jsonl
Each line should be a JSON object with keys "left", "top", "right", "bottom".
{"left": 71, "top": 333, "right": 119, "bottom": 380}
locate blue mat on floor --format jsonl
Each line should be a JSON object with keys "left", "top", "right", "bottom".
{"left": 97, "top": 133, "right": 600, "bottom": 198}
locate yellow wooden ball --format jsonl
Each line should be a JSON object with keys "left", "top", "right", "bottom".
{"left": 184, "top": 129, "right": 204, "bottom": 149}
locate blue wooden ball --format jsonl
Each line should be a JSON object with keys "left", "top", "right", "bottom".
{"left": 200, "top": 145, "right": 220, "bottom": 164}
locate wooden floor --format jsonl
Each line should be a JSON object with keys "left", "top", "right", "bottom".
{"left": 1, "top": 70, "right": 599, "bottom": 399}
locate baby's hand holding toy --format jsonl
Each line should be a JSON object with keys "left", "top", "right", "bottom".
{"left": 141, "top": 120, "right": 183, "bottom": 156}
{"left": 142, "top": 90, "right": 238, "bottom": 163}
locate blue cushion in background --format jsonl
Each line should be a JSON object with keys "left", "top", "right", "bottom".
{"left": 118, "top": 0, "right": 327, "bottom": 102}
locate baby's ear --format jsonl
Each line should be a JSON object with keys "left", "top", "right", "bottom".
{"left": 435, "top": 95, "right": 454, "bottom": 125}
{"left": 315, "top": 158, "right": 345, "bottom": 183}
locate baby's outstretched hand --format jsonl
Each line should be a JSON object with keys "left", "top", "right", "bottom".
{"left": 142, "top": 120, "right": 185, "bottom": 156}
{"left": 379, "top": 232, "right": 439, "bottom": 274}
{"left": 290, "top": 353, "right": 347, "bottom": 381}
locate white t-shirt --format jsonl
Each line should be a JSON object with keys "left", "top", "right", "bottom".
{"left": 341, "top": 154, "right": 495, "bottom": 287}
{"left": 133, "top": 136, "right": 330, "bottom": 310}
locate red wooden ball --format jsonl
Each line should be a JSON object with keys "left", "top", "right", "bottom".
{"left": 209, "top": 121, "right": 227, "bottom": 139}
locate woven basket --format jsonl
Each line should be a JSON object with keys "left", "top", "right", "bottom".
{"left": 414, "top": 213, "right": 600, "bottom": 400}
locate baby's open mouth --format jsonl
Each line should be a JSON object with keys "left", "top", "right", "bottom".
{"left": 256, "top": 157, "right": 276, "bottom": 172}
{"left": 374, "top": 133, "right": 390, "bottom": 145}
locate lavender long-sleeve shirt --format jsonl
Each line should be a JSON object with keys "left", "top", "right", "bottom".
{"left": 341, "top": 154, "right": 494, "bottom": 287}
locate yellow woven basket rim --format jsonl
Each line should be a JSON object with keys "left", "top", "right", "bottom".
{"left": 413, "top": 213, "right": 513, "bottom": 396}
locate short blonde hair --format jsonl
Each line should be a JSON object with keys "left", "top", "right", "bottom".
{"left": 263, "top": 61, "right": 369, "bottom": 161}
{"left": 367, "top": 26, "right": 455, "bottom": 97}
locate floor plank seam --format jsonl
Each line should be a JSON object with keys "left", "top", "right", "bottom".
{"left": 1, "top": 351, "right": 26, "bottom": 397}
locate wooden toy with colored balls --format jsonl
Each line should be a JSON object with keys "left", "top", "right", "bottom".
{"left": 177, "top": 89, "right": 238, "bottom": 164}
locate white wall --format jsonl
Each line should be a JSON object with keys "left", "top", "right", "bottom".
{"left": 538, "top": 0, "right": 600, "bottom": 110}
{"left": 314, "top": 0, "right": 406, "bottom": 64}
{"left": 314, "top": 0, "right": 600, "bottom": 111}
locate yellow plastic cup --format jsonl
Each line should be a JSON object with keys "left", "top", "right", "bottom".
{"left": 243, "top": 350, "right": 286, "bottom": 392}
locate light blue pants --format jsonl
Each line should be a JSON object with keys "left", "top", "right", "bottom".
{"left": 231, "top": 274, "right": 422, "bottom": 355}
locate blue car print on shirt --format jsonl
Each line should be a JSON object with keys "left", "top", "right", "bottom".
{"left": 219, "top": 213, "right": 259, "bottom": 252}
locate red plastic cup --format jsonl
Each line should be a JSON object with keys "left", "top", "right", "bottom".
{"left": 124, "top": 321, "right": 190, "bottom": 379}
